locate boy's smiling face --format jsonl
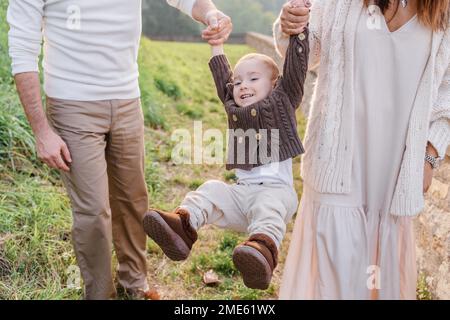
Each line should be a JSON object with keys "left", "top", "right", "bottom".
{"left": 233, "top": 58, "right": 276, "bottom": 108}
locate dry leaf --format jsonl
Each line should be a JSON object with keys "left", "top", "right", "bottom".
{"left": 203, "top": 269, "right": 220, "bottom": 286}
{"left": 144, "top": 288, "right": 161, "bottom": 300}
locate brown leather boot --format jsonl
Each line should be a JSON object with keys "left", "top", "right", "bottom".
{"left": 143, "top": 208, "right": 198, "bottom": 261}
{"left": 232, "top": 233, "right": 278, "bottom": 290}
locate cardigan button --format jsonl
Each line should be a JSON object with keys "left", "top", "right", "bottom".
{"left": 251, "top": 108, "right": 257, "bottom": 117}
{"left": 232, "top": 114, "right": 238, "bottom": 122}
{"left": 298, "top": 47, "right": 303, "bottom": 54}
{"left": 255, "top": 133, "right": 262, "bottom": 141}
{"left": 298, "top": 33, "right": 306, "bottom": 41}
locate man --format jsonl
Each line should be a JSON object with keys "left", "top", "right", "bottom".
{"left": 7, "top": 0, "right": 231, "bottom": 300}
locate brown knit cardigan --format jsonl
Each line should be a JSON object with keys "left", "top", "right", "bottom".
{"left": 209, "top": 30, "right": 310, "bottom": 170}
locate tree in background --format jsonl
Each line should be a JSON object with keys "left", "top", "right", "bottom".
{"left": 142, "top": 0, "right": 286, "bottom": 37}
{"left": 214, "top": 0, "right": 278, "bottom": 35}
{"left": 260, "top": 0, "right": 287, "bottom": 13}
{"left": 142, "top": 0, "right": 201, "bottom": 37}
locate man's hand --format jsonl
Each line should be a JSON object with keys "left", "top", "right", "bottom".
{"left": 280, "top": 1, "right": 311, "bottom": 35}
{"left": 14, "top": 72, "right": 72, "bottom": 172}
{"left": 201, "top": 9, "right": 232, "bottom": 46}
{"left": 36, "top": 127, "right": 72, "bottom": 172}
{"left": 190, "top": 1, "right": 232, "bottom": 46}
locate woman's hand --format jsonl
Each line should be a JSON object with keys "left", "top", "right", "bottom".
{"left": 423, "top": 162, "right": 433, "bottom": 194}
{"left": 423, "top": 143, "right": 438, "bottom": 194}
{"left": 280, "top": 1, "right": 311, "bottom": 35}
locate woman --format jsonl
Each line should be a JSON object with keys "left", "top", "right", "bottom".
{"left": 274, "top": 0, "right": 449, "bottom": 299}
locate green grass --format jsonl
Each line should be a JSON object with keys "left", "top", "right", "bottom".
{"left": 192, "top": 233, "right": 240, "bottom": 277}
{"left": 417, "top": 273, "right": 433, "bottom": 300}
{"left": 176, "top": 103, "right": 204, "bottom": 120}
{"left": 223, "top": 171, "right": 238, "bottom": 183}
{"left": 0, "top": 173, "right": 76, "bottom": 299}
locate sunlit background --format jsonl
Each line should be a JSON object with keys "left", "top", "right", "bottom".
{"left": 142, "top": 0, "right": 286, "bottom": 37}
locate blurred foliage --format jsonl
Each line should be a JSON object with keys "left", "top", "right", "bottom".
{"left": 143, "top": 0, "right": 287, "bottom": 37}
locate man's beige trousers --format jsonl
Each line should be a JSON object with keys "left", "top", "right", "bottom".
{"left": 46, "top": 97, "right": 148, "bottom": 300}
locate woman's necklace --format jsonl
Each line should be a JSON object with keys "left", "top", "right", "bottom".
{"left": 401, "top": 0, "right": 408, "bottom": 8}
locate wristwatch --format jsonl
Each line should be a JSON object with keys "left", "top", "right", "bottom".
{"left": 425, "top": 153, "right": 440, "bottom": 169}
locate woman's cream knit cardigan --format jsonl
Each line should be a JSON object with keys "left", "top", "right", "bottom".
{"left": 274, "top": 0, "right": 450, "bottom": 217}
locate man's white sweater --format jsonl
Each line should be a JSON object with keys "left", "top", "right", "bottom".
{"left": 7, "top": 0, "right": 195, "bottom": 101}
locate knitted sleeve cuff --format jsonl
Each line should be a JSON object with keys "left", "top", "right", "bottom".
{"left": 10, "top": 59, "right": 40, "bottom": 76}
{"left": 208, "top": 54, "right": 230, "bottom": 72}
{"left": 428, "top": 118, "right": 450, "bottom": 159}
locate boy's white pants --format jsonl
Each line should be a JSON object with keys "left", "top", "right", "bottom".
{"left": 180, "top": 180, "right": 299, "bottom": 248}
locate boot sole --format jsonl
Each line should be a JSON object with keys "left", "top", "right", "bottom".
{"left": 143, "top": 211, "right": 190, "bottom": 261}
{"left": 232, "top": 246, "right": 272, "bottom": 290}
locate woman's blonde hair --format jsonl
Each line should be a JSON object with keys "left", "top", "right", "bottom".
{"left": 364, "top": 0, "right": 449, "bottom": 31}
{"left": 235, "top": 53, "right": 280, "bottom": 82}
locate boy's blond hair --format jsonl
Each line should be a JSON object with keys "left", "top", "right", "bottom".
{"left": 235, "top": 53, "right": 280, "bottom": 82}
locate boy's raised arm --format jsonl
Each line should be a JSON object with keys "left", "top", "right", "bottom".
{"left": 208, "top": 45, "right": 233, "bottom": 105}
{"left": 278, "top": 29, "right": 310, "bottom": 109}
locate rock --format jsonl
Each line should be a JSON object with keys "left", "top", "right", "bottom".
{"left": 429, "top": 178, "right": 449, "bottom": 200}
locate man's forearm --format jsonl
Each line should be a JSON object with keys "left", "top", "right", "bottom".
{"left": 192, "top": 0, "right": 217, "bottom": 24}
{"left": 14, "top": 72, "right": 50, "bottom": 137}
